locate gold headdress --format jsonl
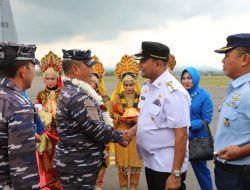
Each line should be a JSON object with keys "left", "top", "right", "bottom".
{"left": 41, "top": 51, "right": 62, "bottom": 78}
{"left": 40, "top": 51, "right": 63, "bottom": 87}
{"left": 167, "top": 53, "right": 176, "bottom": 73}
{"left": 91, "top": 55, "right": 107, "bottom": 97}
{"left": 114, "top": 54, "right": 139, "bottom": 81}
{"left": 111, "top": 54, "right": 141, "bottom": 100}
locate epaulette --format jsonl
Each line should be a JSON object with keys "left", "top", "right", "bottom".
{"left": 142, "top": 79, "right": 149, "bottom": 86}
{"left": 166, "top": 81, "right": 178, "bottom": 92}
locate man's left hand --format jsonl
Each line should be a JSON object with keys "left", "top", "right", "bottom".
{"left": 165, "top": 174, "right": 181, "bottom": 190}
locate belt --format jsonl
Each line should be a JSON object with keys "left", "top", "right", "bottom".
{"left": 214, "top": 159, "right": 245, "bottom": 175}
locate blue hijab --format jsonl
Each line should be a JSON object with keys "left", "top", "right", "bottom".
{"left": 181, "top": 67, "right": 200, "bottom": 96}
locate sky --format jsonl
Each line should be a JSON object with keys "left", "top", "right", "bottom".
{"left": 9, "top": 0, "right": 250, "bottom": 70}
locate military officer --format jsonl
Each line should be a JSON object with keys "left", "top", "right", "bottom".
{"left": 129, "top": 42, "right": 190, "bottom": 190}
{"left": 0, "top": 42, "right": 40, "bottom": 189}
{"left": 55, "top": 49, "right": 130, "bottom": 190}
{"left": 214, "top": 33, "right": 250, "bottom": 190}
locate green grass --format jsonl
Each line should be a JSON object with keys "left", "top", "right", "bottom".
{"left": 199, "top": 76, "right": 231, "bottom": 87}
{"left": 104, "top": 75, "right": 231, "bottom": 87}
{"left": 175, "top": 75, "right": 231, "bottom": 87}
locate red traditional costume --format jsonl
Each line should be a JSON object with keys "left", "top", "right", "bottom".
{"left": 36, "top": 51, "right": 63, "bottom": 190}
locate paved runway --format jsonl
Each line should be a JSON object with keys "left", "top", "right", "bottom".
{"left": 27, "top": 76, "right": 227, "bottom": 190}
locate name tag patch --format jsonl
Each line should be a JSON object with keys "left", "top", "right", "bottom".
{"left": 152, "top": 98, "right": 161, "bottom": 106}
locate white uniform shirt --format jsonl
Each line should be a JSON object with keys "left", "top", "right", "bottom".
{"left": 136, "top": 70, "right": 191, "bottom": 173}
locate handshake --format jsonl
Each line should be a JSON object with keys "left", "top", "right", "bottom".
{"left": 119, "top": 125, "right": 137, "bottom": 147}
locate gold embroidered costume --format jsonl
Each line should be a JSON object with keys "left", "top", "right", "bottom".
{"left": 112, "top": 55, "right": 143, "bottom": 190}
{"left": 36, "top": 51, "right": 63, "bottom": 190}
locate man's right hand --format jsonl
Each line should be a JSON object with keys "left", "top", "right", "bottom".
{"left": 165, "top": 174, "right": 181, "bottom": 190}
{"left": 218, "top": 145, "right": 247, "bottom": 160}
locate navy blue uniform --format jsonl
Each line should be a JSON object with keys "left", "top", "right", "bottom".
{"left": 0, "top": 78, "right": 39, "bottom": 190}
{"left": 55, "top": 80, "right": 123, "bottom": 189}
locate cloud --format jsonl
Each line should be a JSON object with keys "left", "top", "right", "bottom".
{"left": 34, "top": 12, "right": 250, "bottom": 70}
{"left": 7, "top": 0, "right": 250, "bottom": 70}
{"left": 10, "top": 0, "right": 250, "bottom": 43}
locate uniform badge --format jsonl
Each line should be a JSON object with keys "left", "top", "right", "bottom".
{"left": 229, "top": 101, "right": 237, "bottom": 109}
{"left": 231, "top": 92, "right": 241, "bottom": 101}
{"left": 227, "top": 92, "right": 241, "bottom": 109}
{"left": 224, "top": 118, "right": 230, "bottom": 127}
{"left": 190, "top": 92, "right": 197, "bottom": 99}
{"left": 166, "top": 81, "right": 177, "bottom": 92}
{"left": 152, "top": 98, "right": 161, "bottom": 106}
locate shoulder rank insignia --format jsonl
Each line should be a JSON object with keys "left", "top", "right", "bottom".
{"left": 166, "top": 81, "right": 177, "bottom": 92}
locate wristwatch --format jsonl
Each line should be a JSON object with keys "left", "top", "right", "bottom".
{"left": 172, "top": 169, "right": 181, "bottom": 177}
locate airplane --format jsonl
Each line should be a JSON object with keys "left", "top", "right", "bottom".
{"left": 0, "top": 0, "right": 18, "bottom": 42}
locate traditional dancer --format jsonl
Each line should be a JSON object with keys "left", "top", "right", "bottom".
{"left": 112, "top": 55, "right": 143, "bottom": 190}
{"left": 36, "top": 51, "right": 63, "bottom": 190}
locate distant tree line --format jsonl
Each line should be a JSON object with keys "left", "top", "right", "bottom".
{"left": 103, "top": 70, "right": 225, "bottom": 76}
{"left": 172, "top": 70, "right": 224, "bottom": 76}
{"left": 36, "top": 69, "right": 224, "bottom": 77}
{"left": 105, "top": 70, "right": 115, "bottom": 76}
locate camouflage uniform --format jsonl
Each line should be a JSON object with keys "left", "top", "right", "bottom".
{"left": 0, "top": 78, "right": 40, "bottom": 190}
{"left": 55, "top": 80, "right": 123, "bottom": 190}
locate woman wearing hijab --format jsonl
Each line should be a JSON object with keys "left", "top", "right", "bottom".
{"left": 181, "top": 67, "right": 213, "bottom": 190}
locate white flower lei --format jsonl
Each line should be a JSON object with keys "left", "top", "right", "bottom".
{"left": 63, "top": 76, "right": 113, "bottom": 126}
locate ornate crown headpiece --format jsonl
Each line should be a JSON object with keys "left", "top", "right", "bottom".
{"left": 91, "top": 55, "right": 105, "bottom": 79}
{"left": 40, "top": 51, "right": 62, "bottom": 76}
{"left": 115, "top": 54, "right": 139, "bottom": 81}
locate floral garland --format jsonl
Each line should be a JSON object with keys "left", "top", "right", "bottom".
{"left": 62, "top": 76, "right": 113, "bottom": 126}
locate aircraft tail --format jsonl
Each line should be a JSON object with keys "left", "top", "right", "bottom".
{"left": 0, "top": 0, "right": 18, "bottom": 42}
